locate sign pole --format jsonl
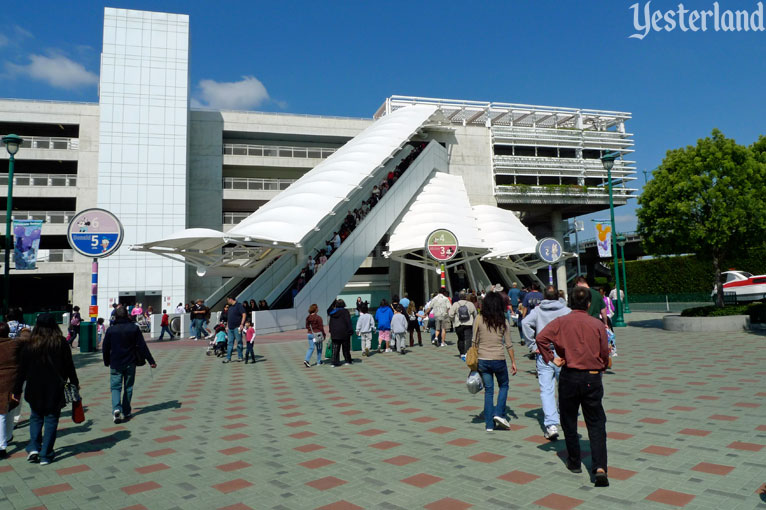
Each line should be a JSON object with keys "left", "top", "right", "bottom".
{"left": 548, "top": 264, "right": 553, "bottom": 285}
{"left": 91, "top": 258, "right": 98, "bottom": 322}
{"left": 440, "top": 263, "right": 446, "bottom": 289}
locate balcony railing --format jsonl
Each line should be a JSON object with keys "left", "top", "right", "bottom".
{"left": 493, "top": 156, "right": 635, "bottom": 177}
{"left": 494, "top": 184, "right": 636, "bottom": 199}
{"left": 19, "top": 137, "right": 79, "bottom": 150}
{"left": 0, "top": 173, "right": 77, "bottom": 187}
{"left": 1, "top": 249, "right": 74, "bottom": 265}
{"left": 223, "top": 177, "right": 296, "bottom": 191}
{"left": 223, "top": 212, "right": 250, "bottom": 225}
{"left": 492, "top": 126, "right": 633, "bottom": 151}
{"left": 0, "top": 210, "right": 76, "bottom": 224}
{"left": 223, "top": 143, "right": 337, "bottom": 159}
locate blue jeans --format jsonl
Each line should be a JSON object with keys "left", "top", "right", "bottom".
{"left": 478, "top": 359, "right": 509, "bottom": 430}
{"left": 27, "top": 408, "right": 60, "bottom": 461}
{"left": 159, "top": 325, "right": 173, "bottom": 340}
{"left": 537, "top": 353, "right": 561, "bottom": 427}
{"left": 227, "top": 328, "right": 243, "bottom": 361}
{"left": 192, "top": 318, "right": 204, "bottom": 339}
{"left": 304, "top": 334, "right": 323, "bottom": 364}
{"left": 111, "top": 364, "right": 136, "bottom": 416}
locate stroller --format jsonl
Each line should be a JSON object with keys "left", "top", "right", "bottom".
{"left": 136, "top": 314, "right": 151, "bottom": 333}
{"left": 207, "top": 324, "right": 228, "bottom": 357}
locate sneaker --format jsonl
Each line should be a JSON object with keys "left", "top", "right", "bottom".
{"left": 594, "top": 471, "right": 609, "bottom": 487}
{"left": 440, "top": 343, "right": 447, "bottom": 347}
{"left": 222, "top": 359, "right": 231, "bottom": 364}
{"left": 113, "top": 409, "right": 123, "bottom": 424}
{"left": 493, "top": 416, "right": 510, "bottom": 430}
{"left": 303, "top": 360, "right": 310, "bottom": 367}
{"left": 39, "top": 459, "right": 50, "bottom": 466}
{"left": 486, "top": 428, "right": 493, "bottom": 432}
{"left": 544, "top": 425, "right": 559, "bottom": 440}
{"left": 27, "top": 451, "right": 39, "bottom": 463}
{"left": 385, "top": 348, "right": 392, "bottom": 353}
{"left": 460, "top": 354, "right": 466, "bottom": 362}
{"left": 400, "top": 349, "right": 406, "bottom": 355}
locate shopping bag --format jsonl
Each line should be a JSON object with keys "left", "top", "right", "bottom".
{"left": 72, "top": 399, "right": 85, "bottom": 423}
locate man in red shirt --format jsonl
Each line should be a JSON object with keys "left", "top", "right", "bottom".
{"left": 536, "top": 286, "right": 610, "bottom": 487}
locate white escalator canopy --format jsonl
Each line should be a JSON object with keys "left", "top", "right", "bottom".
{"left": 130, "top": 104, "right": 438, "bottom": 274}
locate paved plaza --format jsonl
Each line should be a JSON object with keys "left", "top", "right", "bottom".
{"left": 1, "top": 313, "right": 765, "bottom": 510}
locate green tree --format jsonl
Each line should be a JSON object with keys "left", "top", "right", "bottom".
{"left": 637, "top": 130, "right": 766, "bottom": 307}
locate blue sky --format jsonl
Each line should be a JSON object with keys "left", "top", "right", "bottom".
{"left": 2, "top": 0, "right": 765, "bottom": 235}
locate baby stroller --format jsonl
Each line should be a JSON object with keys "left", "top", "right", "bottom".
{"left": 136, "top": 314, "right": 151, "bottom": 333}
{"left": 207, "top": 324, "right": 228, "bottom": 357}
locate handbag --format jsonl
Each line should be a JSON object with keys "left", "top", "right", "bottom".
{"left": 63, "top": 382, "right": 81, "bottom": 405}
{"left": 465, "top": 325, "right": 479, "bottom": 371}
{"left": 72, "top": 399, "right": 85, "bottom": 423}
{"left": 310, "top": 325, "right": 324, "bottom": 344}
{"left": 324, "top": 338, "right": 333, "bottom": 358}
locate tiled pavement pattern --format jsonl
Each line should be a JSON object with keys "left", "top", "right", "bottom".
{"left": 1, "top": 312, "right": 765, "bottom": 509}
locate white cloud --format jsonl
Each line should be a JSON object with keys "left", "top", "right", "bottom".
{"left": 195, "top": 75, "right": 270, "bottom": 110}
{"left": 6, "top": 54, "right": 98, "bottom": 89}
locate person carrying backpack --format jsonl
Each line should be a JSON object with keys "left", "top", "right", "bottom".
{"left": 449, "top": 291, "right": 477, "bottom": 361}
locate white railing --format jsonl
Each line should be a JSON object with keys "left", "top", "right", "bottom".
{"left": 0, "top": 173, "right": 77, "bottom": 187}
{"left": 491, "top": 126, "right": 634, "bottom": 150}
{"left": 223, "top": 143, "right": 337, "bottom": 159}
{"left": 493, "top": 156, "right": 636, "bottom": 177}
{"left": 0, "top": 210, "right": 76, "bottom": 224}
{"left": 223, "top": 212, "right": 250, "bottom": 225}
{"left": 19, "top": 137, "right": 79, "bottom": 150}
{"left": 494, "top": 185, "right": 636, "bottom": 199}
{"left": 222, "top": 177, "right": 296, "bottom": 191}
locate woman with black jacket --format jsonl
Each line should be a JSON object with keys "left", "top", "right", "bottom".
{"left": 13, "top": 313, "right": 79, "bottom": 465}
{"left": 327, "top": 299, "right": 353, "bottom": 367}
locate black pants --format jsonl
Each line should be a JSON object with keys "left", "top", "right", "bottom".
{"left": 408, "top": 320, "right": 422, "bottom": 346}
{"left": 332, "top": 337, "right": 352, "bottom": 366}
{"left": 559, "top": 368, "right": 607, "bottom": 473}
{"left": 455, "top": 325, "right": 473, "bottom": 355}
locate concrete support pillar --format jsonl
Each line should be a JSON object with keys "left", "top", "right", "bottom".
{"left": 423, "top": 259, "right": 430, "bottom": 303}
{"left": 398, "top": 261, "right": 405, "bottom": 299}
{"left": 551, "top": 210, "right": 568, "bottom": 293}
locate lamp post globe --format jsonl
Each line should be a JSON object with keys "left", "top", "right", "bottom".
{"left": 2, "top": 134, "right": 24, "bottom": 317}
{"left": 600, "top": 151, "right": 625, "bottom": 327}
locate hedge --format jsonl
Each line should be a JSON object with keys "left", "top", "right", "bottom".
{"left": 622, "top": 248, "right": 766, "bottom": 295}
{"left": 681, "top": 302, "right": 766, "bottom": 322}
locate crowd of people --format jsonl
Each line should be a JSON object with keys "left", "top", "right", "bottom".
{"left": 294, "top": 275, "right": 616, "bottom": 487}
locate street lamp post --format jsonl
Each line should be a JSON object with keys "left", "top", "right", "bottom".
{"left": 600, "top": 151, "right": 625, "bottom": 327}
{"left": 2, "top": 134, "right": 23, "bottom": 318}
{"left": 616, "top": 234, "right": 631, "bottom": 314}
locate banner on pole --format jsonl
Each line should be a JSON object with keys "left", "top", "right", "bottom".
{"left": 595, "top": 222, "right": 612, "bottom": 258}
{"left": 12, "top": 219, "right": 43, "bottom": 270}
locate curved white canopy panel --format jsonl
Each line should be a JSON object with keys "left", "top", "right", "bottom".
{"left": 227, "top": 104, "right": 437, "bottom": 244}
{"left": 473, "top": 205, "right": 538, "bottom": 258}
{"left": 388, "top": 173, "right": 486, "bottom": 255}
{"left": 134, "top": 228, "right": 227, "bottom": 253}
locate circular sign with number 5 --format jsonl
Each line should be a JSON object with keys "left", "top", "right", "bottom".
{"left": 67, "top": 208, "right": 124, "bottom": 258}
{"left": 425, "top": 229, "right": 458, "bottom": 262}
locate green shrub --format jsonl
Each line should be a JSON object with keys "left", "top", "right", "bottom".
{"left": 681, "top": 301, "right": 766, "bottom": 321}
{"left": 625, "top": 247, "right": 766, "bottom": 295}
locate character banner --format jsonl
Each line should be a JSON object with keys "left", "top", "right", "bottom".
{"left": 595, "top": 222, "right": 612, "bottom": 258}
{"left": 13, "top": 219, "right": 43, "bottom": 270}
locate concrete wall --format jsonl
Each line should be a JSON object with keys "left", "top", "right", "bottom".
{"left": 186, "top": 110, "right": 224, "bottom": 301}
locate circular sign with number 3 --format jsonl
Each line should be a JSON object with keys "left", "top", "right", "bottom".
{"left": 425, "top": 229, "right": 458, "bottom": 262}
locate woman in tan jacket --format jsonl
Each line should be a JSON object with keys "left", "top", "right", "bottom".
{"left": 473, "top": 292, "right": 517, "bottom": 431}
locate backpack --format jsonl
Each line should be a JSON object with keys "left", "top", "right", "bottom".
{"left": 457, "top": 303, "right": 470, "bottom": 323}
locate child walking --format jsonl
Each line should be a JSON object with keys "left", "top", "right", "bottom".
{"left": 96, "top": 318, "right": 106, "bottom": 349}
{"left": 158, "top": 309, "right": 174, "bottom": 341}
{"left": 355, "top": 303, "right": 375, "bottom": 357}
{"left": 391, "top": 304, "right": 408, "bottom": 355}
{"left": 244, "top": 321, "right": 256, "bottom": 364}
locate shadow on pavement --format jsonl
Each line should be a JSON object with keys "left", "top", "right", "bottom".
{"left": 471, "top": 407, "right": 519, "bottom": 424}
{"left": 627, "top": 318, "right": 664, "bottom": 329}
{"left": 56, "top": 429, "right": 132, "bottom": 462}
{"left": 524, "top": 408, "right": 545, "bottom": 432}
{"left": 132, "top": 399, "right": 182, "bottom": 417}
